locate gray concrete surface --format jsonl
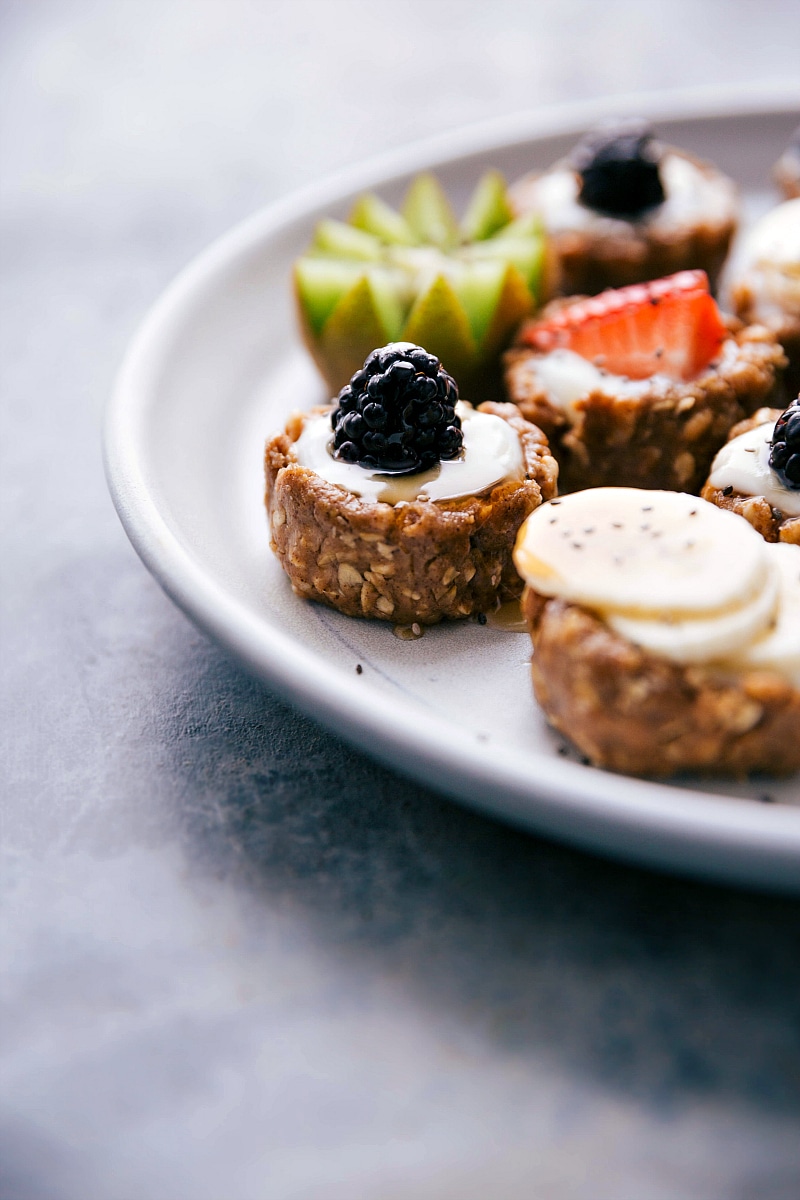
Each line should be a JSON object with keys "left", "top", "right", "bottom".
{"left": 2, "top": 2, "right": 800, "bottom": 1197}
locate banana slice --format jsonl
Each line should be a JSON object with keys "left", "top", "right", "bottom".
{"left": 606, "top": 557, "right": 779, "bottom": 662}
{"left": 729, "top": 543, "right": 800, "bottom": 685}
{"left": 513, "top": 488, "right": 768, "bottom": 616}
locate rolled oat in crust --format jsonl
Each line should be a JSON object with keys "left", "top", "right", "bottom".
{"left": 504, "top": 320, "right": 786, "bottom": 494}
{"left": 265, "top": 403, "right": 557, "bottom": 625}
{"left": 522, "top": 589, "right": 800, "bottom": 778}
{"left": 729, "top": 282, "right": 800, "bottom": 400}
{"left": 700, "top": 408, "right": 800, "bottom": 544}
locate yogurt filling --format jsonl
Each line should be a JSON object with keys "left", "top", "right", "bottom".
{"left": 523, "top": 343, "right": 740, "bottom": 422}
{"left": 524, "top": 151, "right": 736, "bottom": 236}
{"left": 528, "top": 349, "right": 658, "bottom": 420}
{"left": 513, "top": 487, "right": 800, "bottom": 685}
{"left": 293, "top": 401, "right": 525, "bottom": 505}
{"left": 708, "top": 420, "right": 800, "bottom": 517}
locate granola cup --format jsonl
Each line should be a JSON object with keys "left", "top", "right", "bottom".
{"left": 505, "top": 319, "right": 786, "bottom": 494}
{"left": 265, "top": 403, "right": 558, "bottom": 625}
{"left": 522, "top": 588, "right": 800, "bottom": 778}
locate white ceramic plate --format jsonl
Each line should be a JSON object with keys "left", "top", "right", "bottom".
{"left": 106, "top": 86, "right": 800, "bottom": 891}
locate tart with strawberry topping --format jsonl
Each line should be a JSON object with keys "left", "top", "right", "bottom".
{"left": 509, "top": 120, "right": 738, "bottom": 297}
{"left": 265, "top": 344, "right": 558, "bottom": 625}
{"left": 504, "top": 270, "right": 786, "bottom": 493}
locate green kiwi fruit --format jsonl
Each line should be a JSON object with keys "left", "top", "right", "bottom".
{"left": 293, "top": 171, "right": 547, "bottom": 397}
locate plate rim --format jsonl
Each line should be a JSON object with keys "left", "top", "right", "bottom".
{"left": 104, "top": 84, "right": 800, "bottom": 891}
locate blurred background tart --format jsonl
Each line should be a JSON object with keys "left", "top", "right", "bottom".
{"left": 774, "top": 124, "right": 800, "bottom": 200}
{"left": 726, "top": 197, "right": 800, "bottom": 397}
{"left": 509, "top": 119, "right": 738, "bottom": 296}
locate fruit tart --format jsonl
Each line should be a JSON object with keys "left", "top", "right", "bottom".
{"left": 265, "top": 343, "right": 558, "bottom": 625}
{"left": 293, "top": 171, "right": 548, "bottom": 399}
{"left": 701, "top": 398, "right": 800, "bottom": 544}
{"left": 774, "top": 125, "right": 800, "bottom": 200}
{"left": 514, "top": 487, "right": 800, "bottom": 778}
{"left": 726, "top": 197, "right": 800, "bottom": 397}
{"left": 509, "top": 119, "right": 738, "bottom": 296}
{"left": 504, "top": 270, "right": 786, "bottom": 494}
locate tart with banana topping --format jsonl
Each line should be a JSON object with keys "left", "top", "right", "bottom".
{"left": 513, "top": 488, "right": 800, "bottom": 777}
{"left": 701, "top": 399, "right": 800, "bottom": 544}
{"left": 265, "top": 343, "right": 558, "bottom": 624}
{"left": 509, "top": 120, "right": 738, "bottom": 296}
{"left": 504, "top": 270, "right": 786, "bottom": 494}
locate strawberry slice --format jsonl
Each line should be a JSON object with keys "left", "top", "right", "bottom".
{"left": 519, "top": 270, "right": 728, "bottom": 381}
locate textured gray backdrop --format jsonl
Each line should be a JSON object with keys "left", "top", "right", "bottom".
{"left": 2, "top": 2, "right": 800, "bottom": 1198}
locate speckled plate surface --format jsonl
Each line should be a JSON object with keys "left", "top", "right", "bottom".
{"left": 105, "top": 87, "right": 800, "bottom": 891}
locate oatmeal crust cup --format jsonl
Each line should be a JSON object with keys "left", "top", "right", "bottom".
{"left": 509, "top": 122, "right": 738, "bottom": 297}
{"left": 505, "top": 274, "right": 786, "bottom": 494}
{"left": 521, "top": 591, "right": 800, "bottom": 778}
{"left": 265, "top": 400, "right": 557, "bottom": 626}
{"left": 514, "top": 488, "right": 800, "bottom": 778}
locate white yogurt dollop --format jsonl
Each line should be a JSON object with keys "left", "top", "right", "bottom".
{"left": 743, "top": 198, "right": 800, "bottom": 270}
{"left": 529, "top": 349, "right": 657, "bottom": 419}
{"left": 708, "top": 419, "right": 800, "bottom": 517}
{"left": 293, "top": 401, "right": 525, "bottom": 505}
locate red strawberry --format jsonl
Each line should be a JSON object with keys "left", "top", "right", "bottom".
{"left": 519, "top": 270, "right": 728, "bottom": 381}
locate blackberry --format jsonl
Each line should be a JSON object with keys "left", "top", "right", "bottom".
{"left": 572, "top": 119, "right": 665, "bottom": 217}
{"left": 769, "top": 396, "right": 800, "bottom": 489}
{"left": 330, "top": 343, "right": 463, "bottom": 473}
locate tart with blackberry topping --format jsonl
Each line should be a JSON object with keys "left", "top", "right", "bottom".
{"left": 509, "top": 119, "right": 738, "bottom": 296}
{"left": 504, "top": 270, "right": 786, "bottom": 494}
{"left": 726, "top": 197, "right": 800, "bottom": 397}
{"left": 701, "top": 399, "right": 800, "bottom": 544}
{"left": 265, "top": 343, "right": 558, "bottom": 624}
{"left": 513, "top": 488, "right": 800, "bottom": 778}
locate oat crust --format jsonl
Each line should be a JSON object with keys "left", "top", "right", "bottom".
{"left": 522, "top": 590, "right": 800, "bottom": 778}
{"left": 265, "top": 403, "right": 558, "bottom": 624}
{"left": 729, "top": 281, "right": 800, "bottom": 399}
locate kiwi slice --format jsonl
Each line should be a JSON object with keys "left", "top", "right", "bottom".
{"left": 349, "top": 193, "right": 416, "bottom": 245}
{"left": 312, "top": 219, "right": 382, "bottom": 261}
{"left": 460, "top": 169, "right": 513, "bottom": 241}
{"left": 293, "top": 171, "right": 547, "bottom": 395}
{"left": 402, "top": 173, "right": 460, "bottom": 250}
